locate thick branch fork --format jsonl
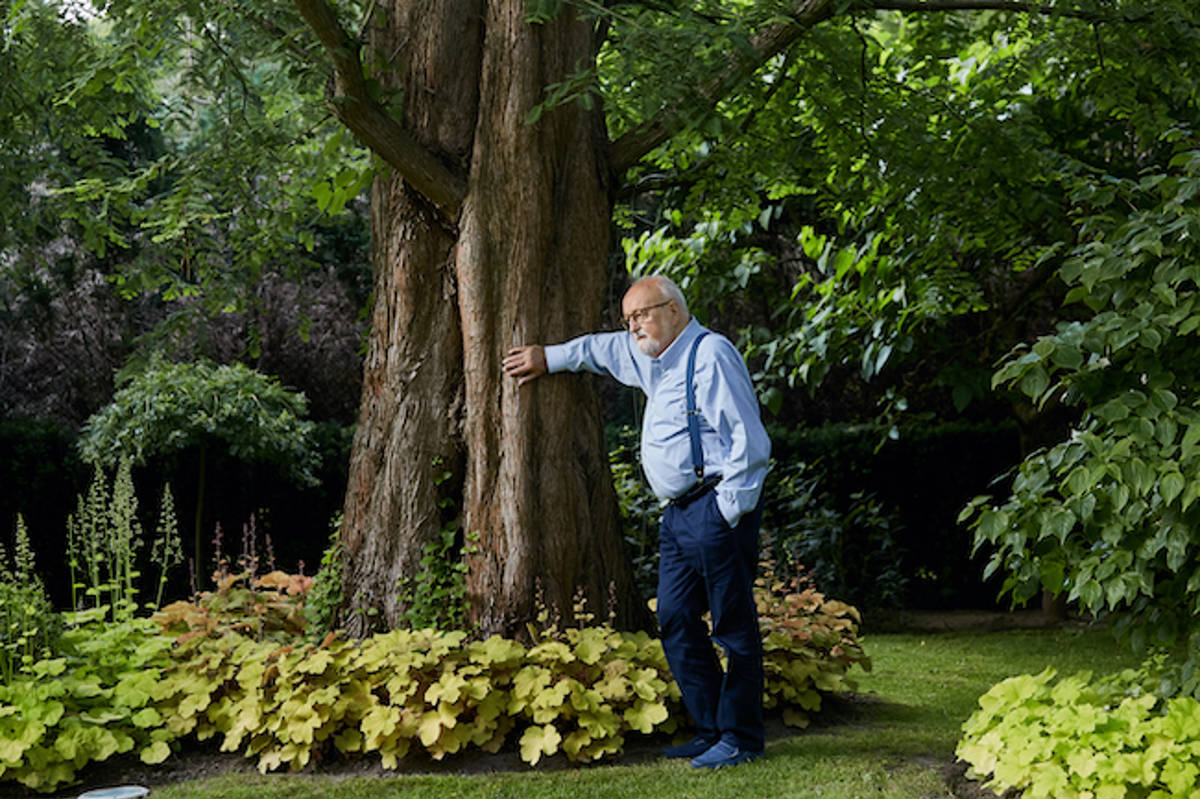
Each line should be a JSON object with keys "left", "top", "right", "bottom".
{"left": 292, "top": 0, "right": 467, "bottom": 220}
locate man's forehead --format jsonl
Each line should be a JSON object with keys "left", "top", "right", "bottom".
{"left": 622, "top": 282, "right": 662, "bottom": 308}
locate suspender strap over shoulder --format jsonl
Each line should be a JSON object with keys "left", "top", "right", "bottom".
{"left": 686, "top": 332, "right": 709, "bottom": 479}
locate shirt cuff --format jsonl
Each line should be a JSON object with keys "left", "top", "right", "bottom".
{"left": 716, "top": 491, "right": 741, "bottom": 528}
{"left": 544, "top": 344, "right": 568, "bottom": 373}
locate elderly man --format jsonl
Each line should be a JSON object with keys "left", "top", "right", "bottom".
{"left": 502, "top": 275, "right": 771, "bottom": 769}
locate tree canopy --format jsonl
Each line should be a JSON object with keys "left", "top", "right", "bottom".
{"left": 7, "top": 0, "right": 1200, "bottom": 645}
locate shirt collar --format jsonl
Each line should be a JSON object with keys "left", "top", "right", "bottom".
{"left": 651, "top": 317, "right": 705, "bottom": 371}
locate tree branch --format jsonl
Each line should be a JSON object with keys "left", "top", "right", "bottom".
{"left": 609, "top": 0, "right": 835, "bottom": 173}
{"left": 870, "top": 0, "right": 1083, "bottom": 13}
{"left": 610, "top": 0, "right": 1145, "bottom": 174}
{"left": 291, "top": 0, "right": 466, "bottom": 220}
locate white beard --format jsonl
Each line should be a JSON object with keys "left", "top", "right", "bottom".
{"left": 634, "top": 332, "right": 664, "bottom": 357}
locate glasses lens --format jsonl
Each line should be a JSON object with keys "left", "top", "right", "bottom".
{"left": 623, "top": 300, "right": 671, "bottom": 327}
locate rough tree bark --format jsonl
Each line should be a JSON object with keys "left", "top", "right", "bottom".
{"left": 456, "top": 3, "right": 631, "bottom": 634}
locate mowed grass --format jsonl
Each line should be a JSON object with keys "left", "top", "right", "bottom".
{"left": 140, "top": 625, "right": 1141, "bottom": 799}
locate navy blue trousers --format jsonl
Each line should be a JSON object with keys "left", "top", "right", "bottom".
{"left": 657, "top": 490, "right": 764, "bottom": 751}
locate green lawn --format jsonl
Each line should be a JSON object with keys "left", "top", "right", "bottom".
{"left": 141, "top": 625, "right": 1141, "bottom": 799}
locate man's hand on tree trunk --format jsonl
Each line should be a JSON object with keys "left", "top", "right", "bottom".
{"left": 503, "top": 345, "right": 547, "bottom": 385}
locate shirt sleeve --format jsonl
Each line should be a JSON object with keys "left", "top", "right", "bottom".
{"left": 544, "top": 331, "right": 644, "bottom": 388}
{"left": 695, "top": 336, "right": 771, "bottom": 527}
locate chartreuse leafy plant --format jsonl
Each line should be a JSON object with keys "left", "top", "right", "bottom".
{"left": 958, "top": 665, "right": 1200, "bottom": 799}
{"left": 964, "top": 151, "right": 1200, "bottom": 664}
{"left": 147, "top": 576, "right": 864, "bottom": 776}
{"left": 0, "top": 614, "right": 179, "bottom": 793}
{"left": 0, "top": 559, "right": 867, "bottom": 793}
{"left": 0, "top": 465, "right": 190, "bottom": 791}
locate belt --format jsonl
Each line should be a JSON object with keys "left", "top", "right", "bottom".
{"left": 670, "top": 475, "right": 722, "bottom": 509}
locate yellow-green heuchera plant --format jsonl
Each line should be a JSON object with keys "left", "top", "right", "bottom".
{"left": 957, "top": 666, "right": 1200, "bottom": 798}
{"left": 0, "top": 569, "right": 869, "bottom": 793}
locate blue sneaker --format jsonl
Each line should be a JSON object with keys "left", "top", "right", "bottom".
{"left": 690, "top": 739, "right": 764, "bottom": 769}
{"left": 662, "top": 736, "right": 717, "bottom": 759}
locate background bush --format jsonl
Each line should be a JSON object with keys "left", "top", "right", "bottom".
{"left": 771, "top": 420, "right": 1022, "bottom": 610}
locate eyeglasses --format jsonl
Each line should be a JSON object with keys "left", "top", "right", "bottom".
{"left": 621, "top": 300, "right": 672, "bottom": 327}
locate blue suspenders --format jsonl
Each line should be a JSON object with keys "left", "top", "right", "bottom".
{"left": 670, "top": 331, "right": 722, "bottom": 508}
{"left": 686, "top": 332, "right": 709, "bottom": 480}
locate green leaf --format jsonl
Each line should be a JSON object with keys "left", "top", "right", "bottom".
{"left": 1160, "top": 472, "right": 1185, "bottom": 505}
{"left": 140, "top": 740, "right": 171, "bottom": 764}
{"left": 1045, "top": 508, "right": 1075, "bottom": 542}
{"left": 623, "top": 699, "right": 668, "bottom": 733}
{"left": 519, "top": 724, "right": 562, "bottom": 765}
{"left": 1020, "top": 365, "right": 1050, "bottom": 400}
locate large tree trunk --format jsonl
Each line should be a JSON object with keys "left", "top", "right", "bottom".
{"left": 457, "top": 2, "right": 640, "bottom": 636}
{"left": 338, "top": 0, "right": 647, "bottom": 636}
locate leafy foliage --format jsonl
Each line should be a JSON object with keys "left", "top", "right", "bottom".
{"left": 0, "top": 0, "right": 158, "bottom": 262}
{"left": 156, "top": 570, "right": 314, "bottom": 645}
{"left": 756, "top": 564, "right": 870, "bottom": 727}
{"left": 396, "top": 459, "right": 478, "bottom": 631}
{"left": 79, "top": 358, "right": 319, "bottom": 485}
{"left": 0, "top": 614, "right": 178, "bottom": 793}
{"left": 1, "top": 0, "right": 370, "bottom": 428}
{"left": 42, "top": 0, "right": 372, "bottom": 320}
{"left": 66, "top": 461, "right": 181, "bottom": 620}
{"left": 151, "top": 608, "right": 860, "bottom": 777}
{"left": 763, "top": 459, "right": 907, "bottom": 610}
{"left": 608, "top": 425, "right": 666, "bottom": 600}
{"left": 958, "top": 666, "right": 1200, "bottom": 799}
{"left": 303, "top": 519, "right": 345, "bottom": 639}
{"left": 964, "top": 152, "right": 1200, "bottom": 657}
{"left": 0, "top": 515, "right": 60, "bottom": 682}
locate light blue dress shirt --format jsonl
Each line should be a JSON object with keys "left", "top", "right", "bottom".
{"left": 544, "top": 318, "right": 771, "bottom": 527}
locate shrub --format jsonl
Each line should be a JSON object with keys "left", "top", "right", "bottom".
{"left": 773, "top": 420, "right": 1020, "bottom": 609}
{"left": 756, "top": 562, "right": 870, "bottom": 725}
{"left": 0, "top": 559, "right": 869, "bottom": 792}
{"left": 957, "top": 664, "right": 1200, "bottom": 798}
{"left": 0, "top": 614, "right": 178, "bottom": 792}
{"left": 303, "top": 518, "right": 345, "bottom": 639}
{"left": 156, "top": 570, "right": 313, "bottom": 644}
{"left": 78, "top": 357, "right": 321, "bottom": 570}
{"left": 763, "top": 459, "right": 907, "bottom": 610}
